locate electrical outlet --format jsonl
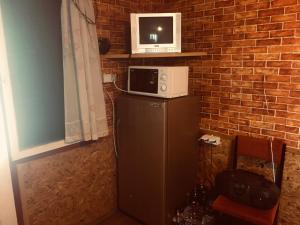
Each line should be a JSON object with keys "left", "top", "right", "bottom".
{"left": 199, "top": 134, "right": 221, "bottom": 145}
{"left": 103, "top": 73, "right": 116, "bottom": 83}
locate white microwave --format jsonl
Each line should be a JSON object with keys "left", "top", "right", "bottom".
{"left": 128, "top": 66, "right": 188, "bottom": 98}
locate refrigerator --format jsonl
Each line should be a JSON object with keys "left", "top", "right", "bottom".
{"left": 116, "top": 94, "right": 199, "bottom": 225}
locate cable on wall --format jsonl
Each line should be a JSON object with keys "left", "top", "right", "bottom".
{"left": 104, "top": 90, "right": 119, "bottom": 158}
{"left": 263, "top": 74, "right": 276, "bottom": 183}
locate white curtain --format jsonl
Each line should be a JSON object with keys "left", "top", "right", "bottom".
{"left": 61, "top": 0, "right": 108, "bottom": 143}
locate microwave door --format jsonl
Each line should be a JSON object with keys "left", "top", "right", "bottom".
{"left": 130, "top": 69, "right": 159, "bottom": 94}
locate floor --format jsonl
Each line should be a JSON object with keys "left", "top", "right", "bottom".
{"left": 99, "top": 212, "right": 142, "bottom": 225}
{"left": 99, "top": 212, "right": 253, "bottom": 225}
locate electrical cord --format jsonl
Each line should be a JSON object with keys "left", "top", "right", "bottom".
{"left": 104, "top": 89, "right": 118, "bottom": 158}
{"left": 103, "top": 78, "right": 127, "bottom": 158}
{"left": 113, "top": 79, "right": 127, "bottom": 93}
{"left": 270, "top": 139, "right": 276, "bottom": 182}
{"left": 263, "top": 74, "right": 276, "bottom": 183}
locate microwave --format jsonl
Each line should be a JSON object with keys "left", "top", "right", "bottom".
{"left": 128, "top": 66, "right": 189, "bottom": 98}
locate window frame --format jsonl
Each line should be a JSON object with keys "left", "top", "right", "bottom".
{"left": 0, "top": 3, "right": 70, "bottom": 161}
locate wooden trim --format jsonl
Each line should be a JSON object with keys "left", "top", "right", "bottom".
{"left": 11, "top": 140, "right": 95, "bottom": 164}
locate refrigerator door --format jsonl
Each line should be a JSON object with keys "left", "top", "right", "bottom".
{"left": 116, "top": 95, "right": 167, "bottom": 225}
{"left": 165, "top": 96, "right": 199, "bottom": 224}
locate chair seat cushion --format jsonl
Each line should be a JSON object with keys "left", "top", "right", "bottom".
{"left": 212, "top": 195, "right": 279, "bottom": 225}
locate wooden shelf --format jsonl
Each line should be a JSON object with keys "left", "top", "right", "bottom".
{"left": 102, "top": 52, "right": 207, "bottom": 59}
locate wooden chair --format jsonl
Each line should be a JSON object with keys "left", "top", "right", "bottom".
{"left": 212, "top": 135, "right": 286, "bottom": 225}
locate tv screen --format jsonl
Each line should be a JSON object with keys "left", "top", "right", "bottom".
{"left": 139, "top": 17, "right": 173, "bottom": 44}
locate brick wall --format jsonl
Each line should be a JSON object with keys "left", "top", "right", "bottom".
{"left": 98, "top": 0, "right": 300, "bottom": 151}
{"left": 95, "top": 1, "right": 300, "bottom": 224}
{"left": 161, "top": 0, "right": 300, "bottom": 151}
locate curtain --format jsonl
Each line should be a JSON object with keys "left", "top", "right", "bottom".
{"left": 61, "top": 0, "right": 108, "bottom": 143}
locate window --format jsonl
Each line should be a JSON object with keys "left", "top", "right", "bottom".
{"left": 0, "top": 0, "right": 66, "bottom": 160}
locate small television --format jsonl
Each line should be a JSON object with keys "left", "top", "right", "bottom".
{"left": 130, "top": 13, "right": 181, "bottom": 54}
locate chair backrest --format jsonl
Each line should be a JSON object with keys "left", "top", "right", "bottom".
{"left": 233, "top": 135, "right": 286, "bottom": 188}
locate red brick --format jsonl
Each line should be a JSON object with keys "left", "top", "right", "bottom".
{"left": 235, "top": 11, "right": 257, "bottom": 20}
{"left": 254, "top": 109, "right": 274, "bottom": 117}
{"left": 257, "top": 23, "right": 283, "bottom": 31}
{"left": 233, "top": 54, "right": 254, "bottom": 60}
{"left": 282, "top": 112, "right": 300, "bottom": 120}
{"left": 286, "top": 133, "right": 300, "bottom": 141}
{"left": 223, "top": 34, "right": 245, "bottom": 41}
{"left": 243, "top": 75, "right": 264, "bottom": 81}
{"left": 253, "top": 95, "right": 276, "bottom": 102}
{"left": 215, "top": 0, "right": 234, "bottom": 8}
{"left": 256, "top": 38, "right": 281, "bottom": 46}
{"left": 234, "top": 25, "right": 257, "bottom": 34}
{"left": 282, "top": 38, "right": 300, "bottom": 45}
{"left": 269, "top": 45, "right": 300, "bottom": 53}
{"left": 240, "top": 126, "right": 261, "bottom": 134}
{"left": 254, "top": 68, "right": 278, "bottom": 75}
{"left": 232, "top": 39, "right": 256, "bottom": 46}
{"left": 224, "top": 5, "right": 246, "bottom": 14}
{"left": 243, "top": 61, "right": 266, "bottom": 67}
{"left": 255, "top": 54, "right": 280, "bottom": 60}
{"left": 284, "top": 140, "right": 299, "bottom": 148}
{"left": 267, "top": 61, "right": 292, "bottom": 68}
{"left": 263, "top": 116, "right": 286, "bottom": 124}
{"left": 245, "top": 32, "right": 269, "bottom": 39}
{"left": 229, "top": 118, "right": 250, "bottom": 126}
{"left": 223, "top": 20, "right": 244, "bottom": 27}
{"left": 290, "top": 91, "right": 300, "bottom": 97}
{"left": 243, "top": 47, "right": 268, "bottom": 53}
{"left": 230, "top": 93, "right": 252, "bottom": 100}
{"left": 220, "top": 98, "right": 241, "bottom": 105}
{"left": 284, "top": 22, "right": 300, "bottom": 29}
{"left": 258, "top": 8, "right": 284, "bottom": 17}
{"left": 232, "top": 68, "right": 253, "bottom": 75}
{"left": 212, "top": 68, "right": 231, "bottom": 74}
{"left": 204, "top": 8, "right": 223, "bottom": 16}
{"left": 288, "top": 105, "right": 300, "bottom": 113}
{"left": 265, "top": 103, "right": 287, "bottom": 110}
{"left": 277, "top": 97, "right": 300, "bottom": 104}
{"left": 214, "top": 14, "right": 234, "bottom": 22}
{"left": 251, "top": 121, "right": 274, "bottom": 129}
{"left": 285, "top": 5, "right": 300, "bottom": 13}
{"left": 254, "top": 82, "right": 278, "bottom": 90}
{"left": 237, "top": 0, "right": 259, "bottom": 5}
{"left": 241, "top": 100, "right": 264, "bottom": 108}
{"left": 271, "top": 0, "right": 297, "bottom": 7}
{"left": 271, "top": 14, "right": 297, "bottom": 22}
{"left": 213, "top": 54, "right": 232, "bottom": 60}
{"left": 275, "top": 124, "right": 299, "bottom": 134}
{"left": 265, "top": 89, "right": 290, "bottom": 96}
{"left": 210, "top": 125, "right": 228, "bottom": 134}
{"left": 292, "top": 62, "right": 300, "bottom": 68}
{"left": 286, "top": 119, "right": 300, "bottom": 127}
{"left": 246, "top": 2, "right": 270, "bottom": 11}
{"left": 262, "top": 129, "right": 285, "bottom": 138}
{"left": 270, "top": 30, "right": 294, "bottom": 38}
{"left": 246, "top": 17, "right": 270, "bottom": 25}
{"left": 240, "top": 113, "right": 263, "bottom": 121}
{"left": 279, "top": 69, "right": 300, "bottom": 75}
{"left": 279, "top": 83, "right": 300, "bottom": 90}
{"left": 291, "top": 76, "right": 300, "bottom": 82}
{"left": 222, "top": 47, "right": 243, "bottom": 54}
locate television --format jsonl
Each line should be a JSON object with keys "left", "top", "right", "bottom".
{"left": 130, "top": 13, "right": 181, "bottom": 54}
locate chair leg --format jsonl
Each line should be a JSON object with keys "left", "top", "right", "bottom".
{"left": 273, "top": 209, "right": 279, "bottom": 225}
